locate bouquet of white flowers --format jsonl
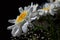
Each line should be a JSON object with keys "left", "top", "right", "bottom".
{"left": 7, "top": 0, "right": 60, "bottom": 40}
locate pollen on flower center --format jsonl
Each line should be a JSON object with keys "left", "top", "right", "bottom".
{"left": 15, "top": 11, "right": 28, "bottom": 24}
{"left": 42, "top": 6, "right": 50, "bottom": 11}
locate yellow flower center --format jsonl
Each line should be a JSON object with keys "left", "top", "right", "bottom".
{"left": 42, "top": 6, "right": 50, "bottom": 11}
{"left": 15, "top": 11, "right": 28, "bottom": 24}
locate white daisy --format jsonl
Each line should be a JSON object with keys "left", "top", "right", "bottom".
{"left": 38, "top": 3, "right": 58, "bottom": 16}
{"left": 7, "top": 3, "right": 38, "bottom": 37}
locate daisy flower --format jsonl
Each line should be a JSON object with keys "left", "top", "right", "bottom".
{"left": 7, "top": 3, "right": 38, "bottom": 37}
{"left": 38, "top": 3, "right": 58, "bottom": 16}
{"left": 38, "top": 3, "right": 51, "bottom": 16}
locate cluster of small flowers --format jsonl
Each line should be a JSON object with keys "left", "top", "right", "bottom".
{"left": 7, "top": 0, "right": 60, "bottom": 37}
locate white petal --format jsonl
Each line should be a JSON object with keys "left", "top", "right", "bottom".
{"left": 22, "top": 21, "right": 29, "bottom": 33}
{"left": 19, "top": 7, "right": 23, "bottom": 13}
{"left": 49, "top": 9, "right": 55, "bottom": 15}
{"left": 32, "top": 4, "right": 38, "bottom": 12}
{"left": 8, "top": 19, "right": 15, "bottom": 23}
{"left": 14, "top": 28, "right": 19, "bottom": 35}
{"left": 31, "top": 16, "right": 37, "bottom": 21}
{"left": 31, "top": 2, "right": 33, "bottom": 7}
{"left": 24, "top": 7, "right": 27, "bottom": 10}
{"left": 43, "top": 3, "right": 49, "bottom": 8}
{"left": 28, "top": 7, "right": 33, "bottom": 13}
{"left": 55, "top": 3, "right": 60, "bottom": 7}
{"left": 11, "top": 27, "right": 17, "bottom": 37}
{"left": 16, "top": 27, "right": 22, "bottom": 37}
{"left": 50, "top": 3, "right": 55, "bottom": 9}
{"left": 38, "top": 9, "right": 44, "bottom": 16}
{"left": 15, "top": 28, "right": 22, "bottom": 37}
{"left": 30, "top": 12, "right": 37, "bottom": 18}
{"left": 11, "top": 25, "right": 22, "bottom": 37}
{"left": 24, "top": 6, "right": 30, "bottom": 11}
{"left": 7, "top": 25, "right": 16, "bottom": 30}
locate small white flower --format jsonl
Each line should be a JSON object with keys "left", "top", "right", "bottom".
{"left": 7, "top": 3, "right": 38, "bottom": 37}
{"left": 43, "top": 3, "right": 55, "bottom": 15}
{"left": 38, "top": 3, "right": 58, "bottom": 16}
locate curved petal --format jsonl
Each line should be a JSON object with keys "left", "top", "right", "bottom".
{"left": 24, "top": 6, "right": 30, "bottom": 11}
{"left": 31, "top": 16, "right": 37, "bottom": 21}
{"left": 11, "top": 25, "right": 22, "bottom": 37}
{"left": 24, "top": 7, "right": 27, "bottom": 10}
{"left": 7, "top": 25, "right": 16, "bottom": 30}
{"left": 15, "top": 28, "right": 22, "bottom": 37}
{"left": 16, "top": 28, "right": 22, "bottom": 37}
{"left": 8, "top": 19, "right": 15, "bottom": 23}
{"left": 22, "top": 21, "right": 29, "bottom": 33}
{"left": 50, "top": 3, "right": 55, "bottom": 9}
{"left": 19, "top": 7, "right": 23, "bottom": 13}
{"left": 49, "top": 9, "right": 55, "bottom": 15}
{"left": 14, "top": 28, "right": 19, "bottom": 37}
{"left": 55, "top": 3, "right": 60, "bottom": 7}
{"left": 38, "top": 9, "right": 44, "bottom": 16}
{"left": 43, "top": 3, "right": 49, "bottom": 8}
{"left": 32, "top": 4, "right": 38, "bottom": 12}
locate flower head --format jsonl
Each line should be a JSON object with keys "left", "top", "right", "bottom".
{"left": 38, "top": 3, "right": 58, "bottom": 16}
{"left": 15, "top": 11, "right": 28, "bottom": 24}
{"left": 7, "top": 3, "right": 38, "bottom": 37}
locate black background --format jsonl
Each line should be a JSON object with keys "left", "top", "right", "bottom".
{"left": 0, "top": 0, "right": 48, "bottom": 40}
